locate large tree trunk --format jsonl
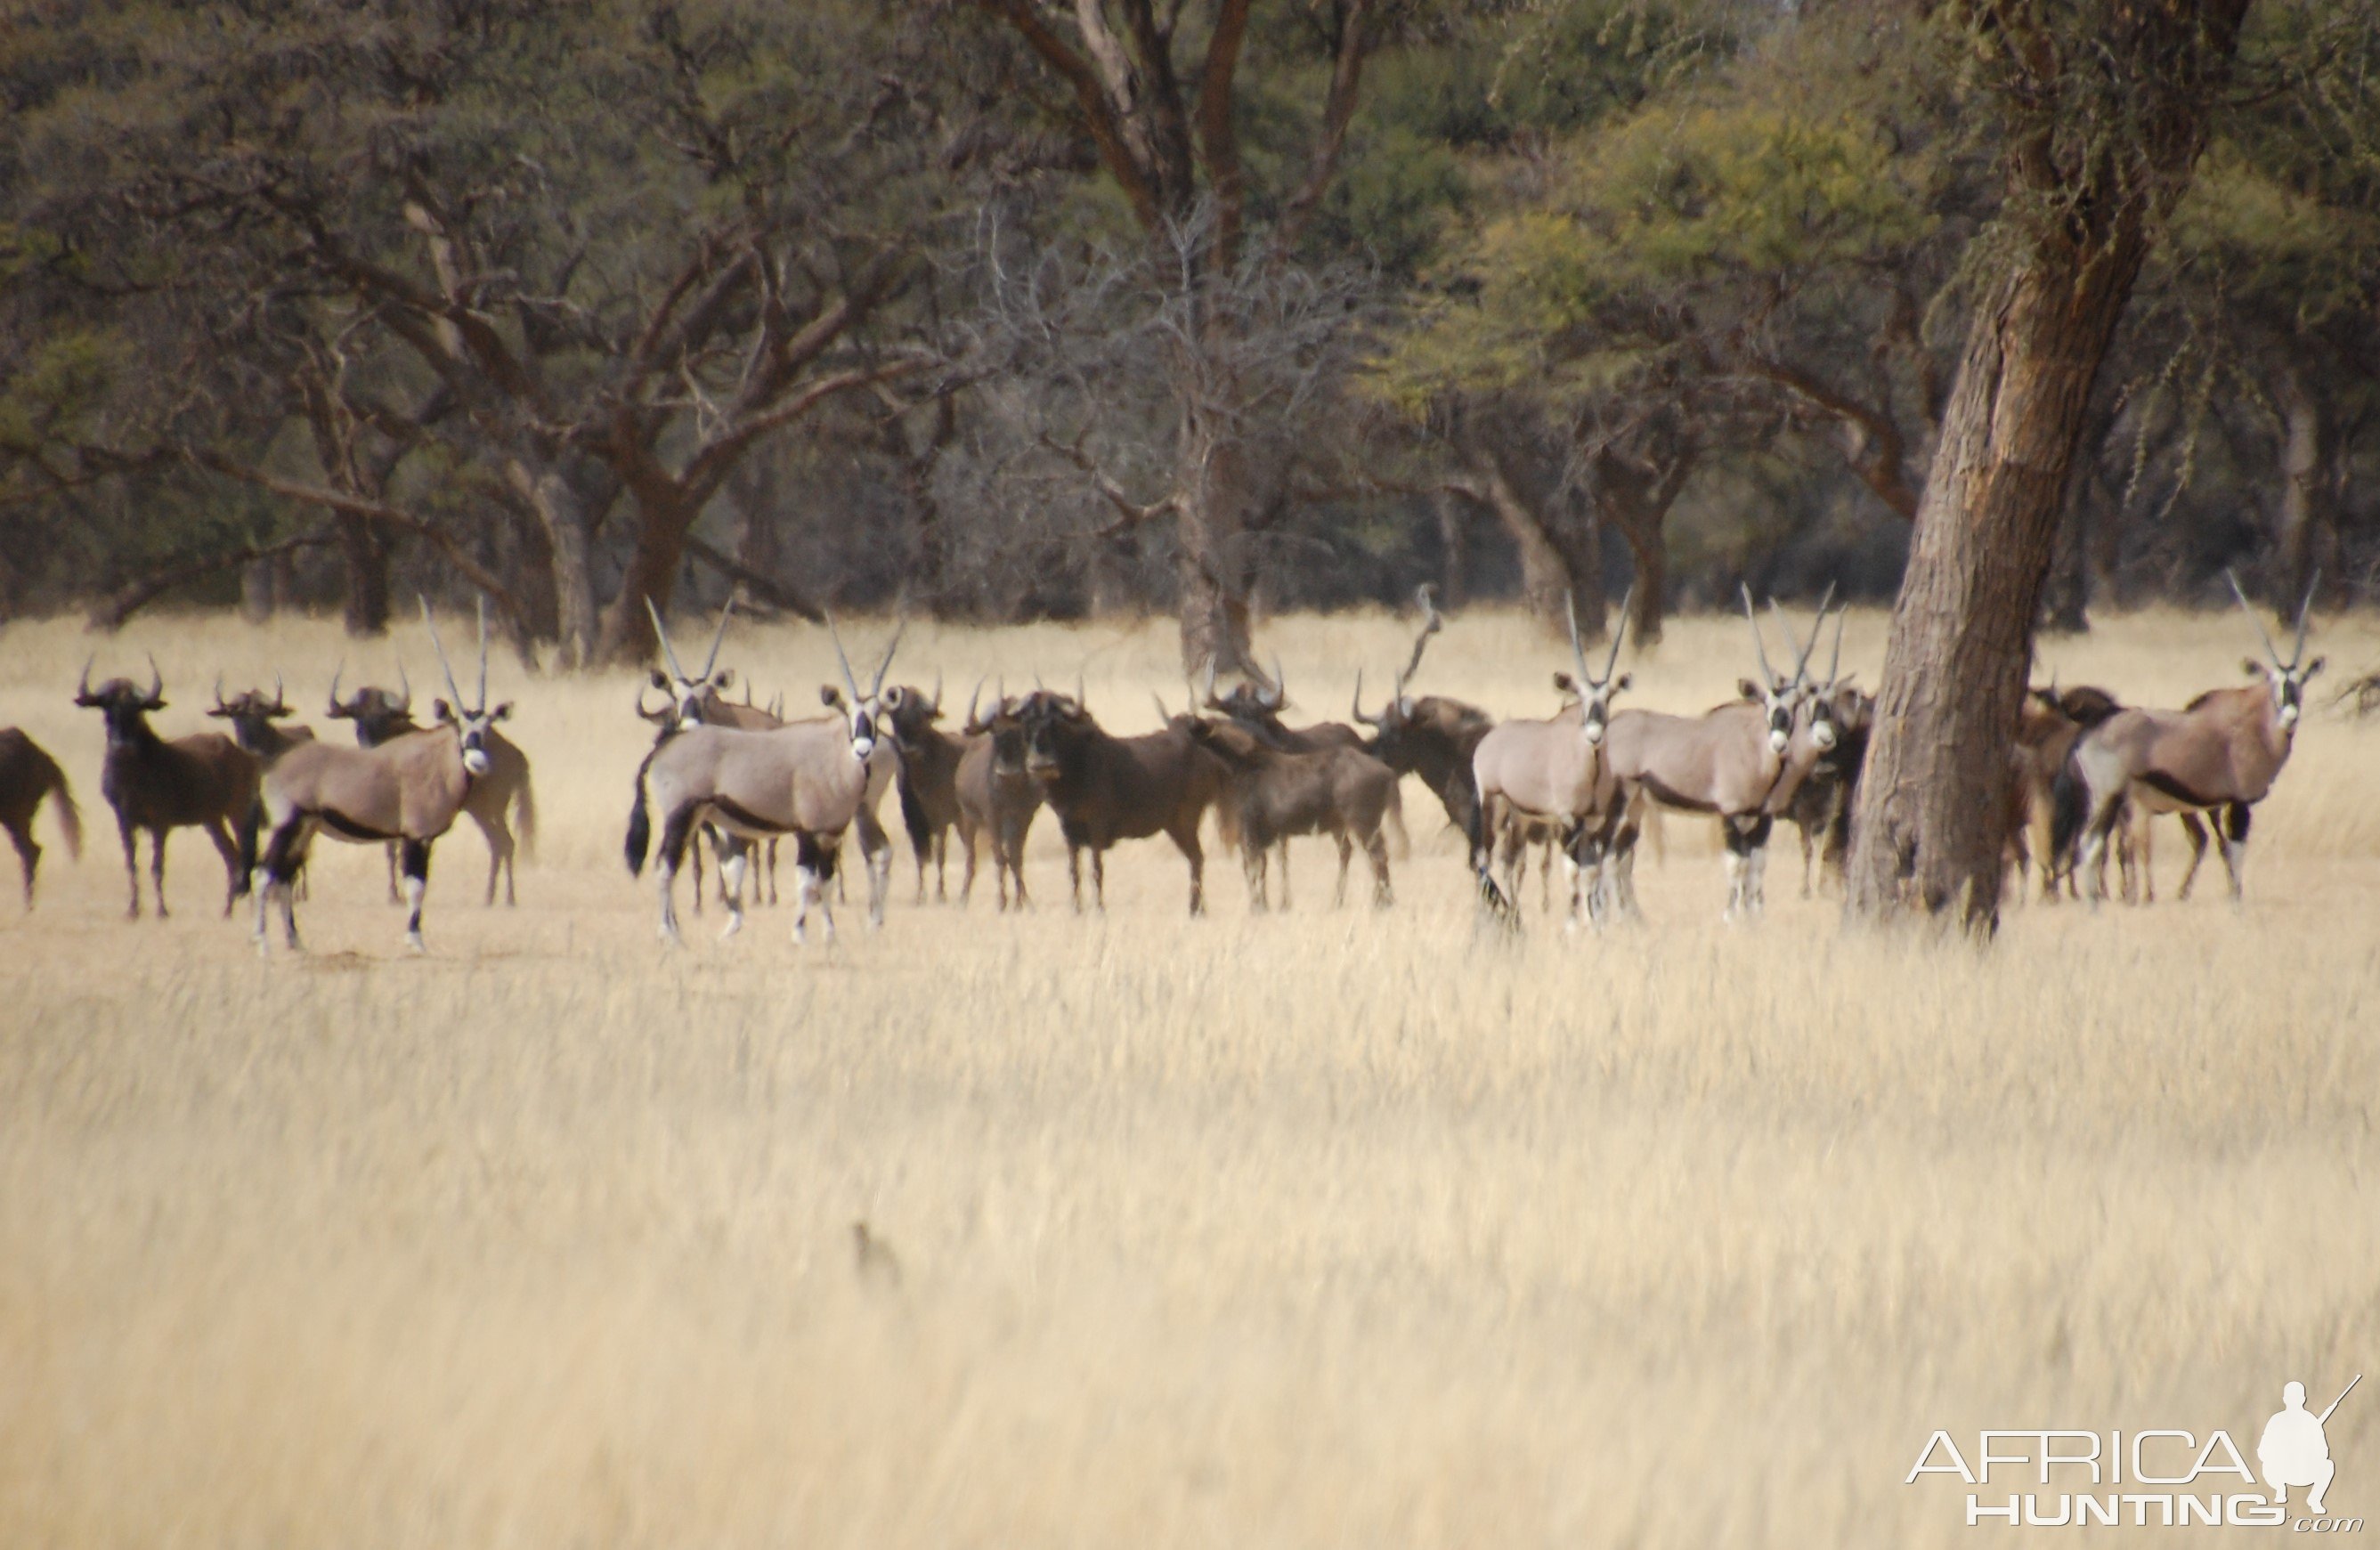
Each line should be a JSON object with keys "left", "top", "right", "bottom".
{"left": 1176, "top": 389, "right": 1259, "bottom": 677}
{"left": 507, "top": 455, "right": 602, "bottom": 669}
{"left": 334, "top": 514, "right": 391, "bottom": 637}
{"left": 1458, "top": 430, "right": 1603, "bottom": 638}
{"left": 2274, "top": 363, "right": 2329, "bottom": 605}
{"left": 1596, "top": 443, "right": 1694, "bottom": 647}
{"left": 598, "top": 491, "right": 698, "bottom": 667}
{"left": 1847, "top": 252, "right": 2149, "bottom": 927}
{"left": 1431, "top": 489, "right": 1469, "bottom": 609}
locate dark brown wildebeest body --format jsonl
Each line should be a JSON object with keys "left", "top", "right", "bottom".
{"left": 334, "top": 674, "right": 537, "bottom": 905}
{"left": 1350, "top": 587, "right": 1497, "bottom": 845}
{"left": 1015, "top": 691, "right": 1226, "bottom": 915}
{"left": 0, "top": 728, "right": 81, "bottom": 906}
{"left": 1187, "top": 716, "right": 1397, "bottom": 909}
{"left": 1206, "top": 662, "right": 1403, "bottom": 907}
{"left": 75, "top": 661, "right": 259, "bottom": 919}
{"left": 880, "top": 682, "right": 968, "bottom": 904}
{"left": 953, "top": 692, "right": 1042, "bottom": 910}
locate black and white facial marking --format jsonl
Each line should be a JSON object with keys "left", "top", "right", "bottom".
{"left": 1739, "top": 585, "right": 1837, "bottom": 757}
{"left": 643, "top": 596, "right": 738, "bottom": 731}
{"left": 821, "top": 613, "right": 905, "bottom": 766}
{"left": 1555, "top": 584, "right": 1636, "bottom": 746}
{"left": 432, "top": 696, "right": 510, "bottom": 777}
{"left": 75, "top": 665, "right": 167, "bottom": 748}
{"left": 2229, "top": 570, "right": 2325, "bottom": 733}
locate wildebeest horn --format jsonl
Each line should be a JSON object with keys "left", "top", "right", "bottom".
{"left": 420, "top": 596, "right": 468, "bottom": 713}
{"left": 1605, "top": 585, "right": 1637, "bottom": 683}
{"left": 1742, "top": 585, "right": 1780, "bottom": 689}
{"left": 930, "top": 671, "right": 943, "bottom": 716}
{"left": 700, "top": 596, "right": 735, "bottom": 681}
{"left": 328, "top": 660, "right": 345, "bottom": 715}
{"left": 1352, "top": 669, "right": 1378, "bottom": 726}
{"left": 395, "top": 662, "right": 412, "bottom": 715}
{"left": 964, "top": 678, "right": 985, "bottom": 734}
{"left": 213, "top": 673, "right": 229, "bottom": 711}
{"left": 870, "top": 619, "right": 906, "bottom": 699}
{"left": 2226, "top": 570, "right": 2285, "bottom": 666}
{"left": 634, "top": 680, "right": 662, "bottom": 721}
{"left": 145, "top": 653, "right": 165, "bottom": 708}
{"left": 824, "top": 612, "right": 864, "bottom": 704}
{"left": 646, "top": 596, "right": 690, "bottom": 686}
{"left": 77, "top": 654, "right": 94, "bottom": 702}
{"left": 1264, "top": 654, "right": 1287, "bottom": 710}
{"left": 1075, "top": 671, "right": 1086, "bottom": 715}
{"left": 2292, "top": 570, "right": 2319, "bottom": 669}
{"left": 1152, "top": 692, "right": 1172, "bottom": 723}
{"left": 272, "top": 671, "right": 286, "bottom": 713}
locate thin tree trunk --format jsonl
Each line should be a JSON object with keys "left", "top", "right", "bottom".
{"left": 2275, "top": 363, "right": 2328, "bottom": 605}
{"left": 1432, "top": 489, "right": 1468, "bottom": 609}
{"left": 1176, "top": 391, "right": 1258, "bottom": 676}
{"left": 1847, "top": 250, "right": 2148, "bottom": 927}
{"left": 507, "top": 456, "right": 600, "bottom": 669}
{"left": 334, "top": 515, "right": 392, "bottom": 637}
{"left": 597, "top": 489, "right": 698, "bottom": 667}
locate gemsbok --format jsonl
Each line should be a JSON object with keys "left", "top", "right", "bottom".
{"left": 624, "top": 618, "right": 902, "bottom": 945}
{"left": 638, "top": 597, "right": 780, "bottom": 908}
{"left": 330, "top": 661, "right": 538, "bottom": 906}
{"left": 0, "top": 728, "right": 81, "bottom": 907}
{"left": 245, "top": 601, "right": 511, "bottom": 952}
{"left": 76, "top": 658, "right": 259, "bottom": 919}
{"left": 2054, "top": 573, "right": 2324, "bottom": 906}
{"left": 1013, "top": 686, "right": 1227, "bottom": 914}
{"left": 1468, "top": 589, "right": 1635, "bottom": 927}
{"left": 953, "top": 684, "right": 1041, "bottom": 910}
{"left": 1603, "top": 589, "right": 1839, "bottom": 920}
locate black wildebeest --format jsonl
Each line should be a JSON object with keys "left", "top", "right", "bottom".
{"left": 952, "top": 685, "right": 1042, "bottom": 910}
{"left": 1200, "top": 659, "right": 1403, "bottom": 907}
{"left": 0, "top": 728, "right": 81, "bottom": 907}
{"left": 1351, "top": 586, "right": 1498, "bottom": 840}
{"left": 1186, "top": 713, "right": 1399, "bottom": 909}
{"left": 75, "top": 658, "right": 259, "bottom": 919}
{"left": 880, "top": 678, "right": 970, "bottom": 904}
{"left": 1014, "top": 686, "right": 1227, "bottom": 914}
{"left": 329, "top": 662, "right": 538, "bottom": 905}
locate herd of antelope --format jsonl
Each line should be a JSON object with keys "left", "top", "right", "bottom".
{"left": 0, "top": 575, "right": 2335, "bottom": 951}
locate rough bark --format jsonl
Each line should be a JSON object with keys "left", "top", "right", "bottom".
{"left": 1177, "top": 389, "right": 1260, "bottom": 675}
{"left": 505, "top": 455, "right": 601, "bottom": 670}
{"left": 2274, "top": 363, "right": 2330, "bottom": 605}
{"left": 1596, "top": 443, "right": 1694, "bottom": 646}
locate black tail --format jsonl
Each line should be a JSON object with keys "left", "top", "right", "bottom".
{"left": 1465, "top": 787, "right": 1517, "bottom": 924}
{"left": 2048, "top": 747, "right": 2090, "bottom": 864}
{"left": 625, "top": 749, "right": 656, "bottom": 877}
{"left": 235, "top": 795, "right": 264, "bottom": 897}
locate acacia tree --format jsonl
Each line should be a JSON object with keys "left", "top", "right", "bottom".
{"left": 1846, "top": 0, "right": 2256, "bottom": 928}
{"left": 966, "top": 0, "right": 1380, "bottom": 675}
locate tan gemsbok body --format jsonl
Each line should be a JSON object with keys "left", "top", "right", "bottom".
{"left": 2010, "top": 683, "right": 2131, "bottom": 901}
{"left": 1014, "top": 686, "right": 1227, "bottom": 915}
{"left": 210, "top": 678, "right": 321, "bottom": 902}
{"left": 1604, "top": 590, "right": 1840, "bottom": 920}
{"left": 1467, "top": 589, "right": 1634, "bottom": 927}
{"left": 0, "top": 728, "right": 81, "bottom": 907}
{"left": 246, "top": 602, "right": 511, "bottom": 952}
{"left": 76, "top": 658, "right": 259, "bottom": 919}
{"left": 331, "top": 661, "right": 537, "bottom": 906}
{"left": 1187, "top": 712, "right": 1399, "bottom": 910}
{"left": 625, "top": 619, "right": 902, "bottom": 945}
{"left": 1203, "top": 659, "right": 1402, "bottom": 908}
{"left": 952, "top": 684, "right": 1042, "bottom": 910}
{"left": 2056, "top": 574, "right": 2324, "bottom": 906}
{"left": 638, "top": 598, "right": 782, "bottom": 909}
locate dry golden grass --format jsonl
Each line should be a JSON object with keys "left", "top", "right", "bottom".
{"left": 2, "top": 603, "right": 2376, "bottom": 1547}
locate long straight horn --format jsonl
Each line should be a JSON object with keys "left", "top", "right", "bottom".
{"left": 475, "top": 595, "right": 489, "bottom": 713}
{"left": 645, "top": 596, "right": 690, "bottom": 685}
{"left": 2292, "top": 570, "right": 2319, "bottom": 668}
{"left": 700, "top": 596, "right": 735, "bottom": 680}
{"left": 1742, "top": 585, "right": 1780, "bottom": 688}
{"left": 870, "top": 619, "right": 906, "bottom": 698}
{"left": 1604, "top": 585, "right": 1635, "bottom": 682}
{"left": 1564, "top": 591, "right": 1595, "bottom": 689}
{"left": 1798, "top": 584, "right": 1837, "bottom": 686}
{"left": 2226, "top": 570, "right": 2285, "bottom": 665}
{"left": 419, "top": 596, "right": 467, "bottom": 710}
{"left": 824, "top": 612, "right": 864, "bottom": 703}
{"left": 1825, "top": 605, "right": 1846, "bottom": 686}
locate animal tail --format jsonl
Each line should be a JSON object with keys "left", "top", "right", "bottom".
{"left": 1384, "top": 783, "right": 1410, "bottom": 861}
{"left": 513, "top": 769, "right": 539, "bottom": 863}
{"left": 1465, "top": 787, "right": 1515, "bottom": 921}
{"left": 625, "top": 748, "right": 656, "bottom": 877}
{"left": 35, "top": 747, "right": 81, "bottom": 861}
{"left": 2048, "top": 745, "right": 2090, "bottom": 865}
{"left": 235, "top": 793, "right": 263, "bottom": 894}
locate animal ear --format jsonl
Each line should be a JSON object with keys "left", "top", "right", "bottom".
{"left": 491, "top": 702, "right": 514, "bottom": 721}
{"left": 1552, "top": 670, "right": 1575, "bottom": 693}
{"left": 1396, "top": 695, "right": 1413, "bottom": 717}
{"left": 884, "top": 686, "right": 905, "bottom": 709}
{"left": 820, "top": 685, "right": 843, "bottom": 707}
{"left": 714, "top": 668, "right": 735, "bottom": 690}
{"left": 2302, "top": 655, "right": 2326, "bottom": 680}
{"left": 1739, "top": 678, "right": 1762, "bottom": 701}
{"left": 434, "top": 698, "right": 454, "bottom": 722}
{"left": 1611, "top": 672, "right": 1632, "bottom": 692}
{"left": 649, "top": 669, "right": 670, "bottom": 690}
{"left": 2242, "top": 657, "right": 2268, "bottom": 678}
{"left": 206, "top": 702, "right": 230, "bottom": 718}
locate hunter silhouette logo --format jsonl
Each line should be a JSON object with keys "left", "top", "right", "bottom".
{"left": 2263, "top": 1376, "right": 2358, "bottom": 1517}
{"left": 1906, "top": 1374, "right": 2363, "bottom": 1530}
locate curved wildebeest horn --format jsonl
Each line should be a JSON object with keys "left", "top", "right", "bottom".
{"left": 633, "top": 680, "right": 662, "bottom": 721}
{"left": 1352, "top": 669, "right": 1378, "bottom": 726}
{"left": 2292, "top": 570, "right": 2319, "bottom": 669}
{"left": 824, "top": 612, "right": 864, "bottom": 705}
{"left": 272, "top": 671, "right": 287, "bottom": 713}
{"left": 1075, "top": 670, "right": 1087, "bottom": 715}
{"left": 1742, "top": 584, "right": 1780, "bottom": 688}
{"left": 77, "top": 654, "right": 95, "bottom": 702}
{"left": 394, "top": 661, "right": 412, "bottom": 715}
{"left": 328, "top": 660, "right": 345, "bottom": 715}
{"left": 420, "top": 596, "right": 468, "bottom": 713}
{"left": 1152, "top": 691, "right": 1172, "bottom": 724}
{"left": 213, "top": 672, "right": 229, "bottom": 711}
{"left": 1605, "top": 584, "right": 1637, "bottom": 683}
{"left": 700, "top": 595, "right": 735, "bottom": 680}
{"left": 930, "top": 671, "right": 943, "bottom": 716}
{"left": 145, "top": 653, "right": 165, "bottom": 708}
{"left": 870, "top": 619, "right": 906, "bottom": 699}
{"left": 1564, "top": 591, "right": 1595, "bottom": 690}
{"left": 963, "top": 677, "right": 986, "bottom": 734}
{"left": 645, "top": 596, "right": 691, "bottom": 686}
